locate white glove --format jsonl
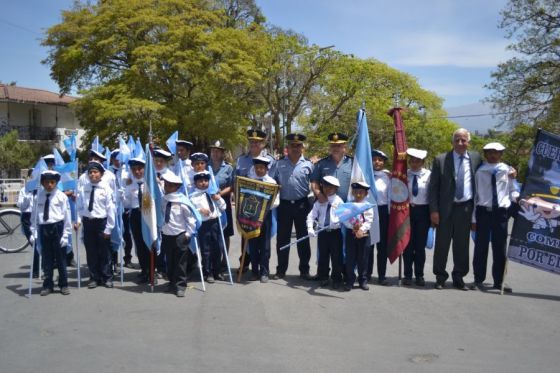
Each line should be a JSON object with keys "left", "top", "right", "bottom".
{"left": 307, "top": 229, "right": 316, "bottom": 237}
{"left": 60, "top": 236, "right": 68, "bottom": 248}
{"left": 29, "top": 235, "right": 35, "bottom": 246}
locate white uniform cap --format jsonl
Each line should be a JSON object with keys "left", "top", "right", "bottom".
{"left": 351, "top": 181, "right": 370, "bottom": 190}
{"left": 406, "top": 148, "right": 428, "bottom": 160}
{"left": 162, "top": 172, "right": 182, "bottom": 184}
{"left": 322, "top": 175, "right": 340, "bottom": 187}
{"left": 483, "top": 142, "right": 506, "bottom": 151}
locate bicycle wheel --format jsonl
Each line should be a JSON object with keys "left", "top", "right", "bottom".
{"left": 0, "top": 209, "right": 29, "bottom": 253}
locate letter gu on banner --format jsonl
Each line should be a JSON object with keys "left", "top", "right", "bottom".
{"left": 508, "top": 129, "right": 560, "bottom": 274}
{"left": 235, "top": 176, "right": 279, "bottom": 240}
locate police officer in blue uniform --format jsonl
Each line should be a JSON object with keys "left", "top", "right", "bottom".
{"left": 273, "top": 133, "right": 314, "bottom": 280}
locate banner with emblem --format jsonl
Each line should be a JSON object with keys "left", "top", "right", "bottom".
{"left": 507, "top": 129, "right": 560, "bottom": 274}
{"left": 235, "top": 176, "right": 279, "bottom": 240}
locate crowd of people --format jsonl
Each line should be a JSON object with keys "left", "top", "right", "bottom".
{"left": 17, "top": 127, "right": 520, "bottom": 298}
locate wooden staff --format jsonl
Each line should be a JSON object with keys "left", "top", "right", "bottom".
{"left": 237, "top": 238, "right": 249, "bottom": 282}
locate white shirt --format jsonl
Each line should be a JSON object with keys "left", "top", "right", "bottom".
{"left": 110, "top": 166, "right": 128, "bottom": 201}
{"left": 473, "top": 162, "right": 519, "bottom": 222}
{"left": 76, "top": 180, "right": 116, "bottom": 234}
{"left": 174, "top": 159, "right": 193, "bottom": 191}
{"left": 307, "top": 193, "right": 344, "bottom": 232}
{"left": 343, "top": 201, "right": 374, "bottom": 234}
{"left": 374, "top": 170, "right": 391, "bottom": 206}
{"left": 407, "top": 168, "right": 431, "bottom": 205}
{"left": 190, "top": 188, "right": 226, "bottom": 221}
{"left": 31, "top": 189, "right": 72, "bottom": 239}
{"left": 123, "top": 177, "right": 145, "bottom": 209}
{"left": 250, "top": 174, "right": 280, "bottom": 209}
{"left": 78, "top": 169, "right": 117, "bottom": 202}
{"left": 453, "top": 151, "right": 473, "bottom": 202}
{"left": 161, "top": 192, "right": 197, "bottom": 237}
{"left": 17, "top": 187, "right": 34, "bottom": 213}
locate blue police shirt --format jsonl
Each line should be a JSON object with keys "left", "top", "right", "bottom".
{"left": 273, "top": 155, "right": 313, "bottom": 201}
{"left": 211, "top": 161, "right": 233, "bottom": 190}
{"left": 310, "top": 155, "right": 353, "bottom": 201}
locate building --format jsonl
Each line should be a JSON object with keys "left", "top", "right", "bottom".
{"left": 0, "top": 83, "right": 84, "bottom": 149}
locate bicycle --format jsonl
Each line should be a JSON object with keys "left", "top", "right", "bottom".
{"left": 0, "top": 208, "right": 29, "bottom": 253}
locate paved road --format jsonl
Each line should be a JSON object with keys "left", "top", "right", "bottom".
{"left": 1, "top": 227, "right": 559, "bottom": 372}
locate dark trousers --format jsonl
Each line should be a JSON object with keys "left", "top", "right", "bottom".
{"left": 345, "top": 233, "right": 370, "bottom": 287}
{"left": 317, "top": 229, "right": 343, "bottom": 282}
{"left": 83, "top": 217, "right": 112, "bottom": 283}
{"left": 130, "top": 208, "right": 150, "bottom": 276}
{"left": 156, "top": 249, "right": 166, "bottom": 274}
{"left": 403, "top": 205, "right": 430, "bottom": 279}
{"left": 367, "top": 205, "right": 389, "bottom": 280}
{"left": 122, "top": 210, "right": 133, "bottom": 262}
{"left": 198, "top": 218, "right": 223, "bottom": 277}
{"left": 162, "top": 233, "right": 190, "bottom": 290}
{"left": 40, "top": 221, "right": 68, "bottom": 289}
{"left": 276, "top": 198, "right": 311, "bottom": 275}
{"left": 433, "top": 200, "right": 473, "bottom": 284}
{"left": 249, "top": 214, "right": 272, "bottom": 277}
{"left": 473, "top": 206, "right": 508, "bottom": 285}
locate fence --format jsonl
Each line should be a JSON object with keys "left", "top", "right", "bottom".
{"left": 0, "top": 179, "right": 25, "bottom": 207}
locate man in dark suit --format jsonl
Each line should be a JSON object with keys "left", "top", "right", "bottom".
{"left": 429, "top": 128, "right": 481, "bottom": 290}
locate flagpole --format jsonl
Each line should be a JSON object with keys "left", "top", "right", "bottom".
{"left": 75, "top": 229, "right": 81, "bottom": 289}
{"left": 212, "top": 199, "right": 233, "bottom": 285}
{"left": 27, "top": 243, "right": 35, "bottom": 298}
{"left": 398, "top": 255, "right": 402, "bottom": 286}
{"left": 237, "top": 239, "right": 249, "bottom": 282}
{"left": 150, "top": 245, "right": 155, "bottom": 293}
{"left": 194, "top": 238, "right": 206, "bottom": 292}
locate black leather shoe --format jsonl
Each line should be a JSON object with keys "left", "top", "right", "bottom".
{"left": 260, "top": 276, "right": 269, "bottom": 283}
{"left": 206, "top": 275, "right": 215, "bottom": 284}
{"left": 124, "top": 262, "right": 135, "bottom": 269}
{"left": 249, "top": 273, "right": 259, "bottom": 281}
{"left": 470, "top": 282, "right": 484, "bottom": 291}
{"left": 60, "top": 287, "right": 70, "bottom": 295}
{"left": 434, "top": 282, "right": 444, "bottom": 290}
{"left": 88, "top": 281, "right": 98, "bottom": 289}
{"left": 320, "top": 280, "right": 330, "bottom": 287}
{"left": 272, "top": 273, "right": 285, "bottom": 280}
{"left": 300, "top": 272, "right": 313, "bottom": 280}
{"left": 378, "top": 278, "right": 389, "bottom": 286}
{"left": 40, "top": 288, "right": 53, "bottom": 296}
{"left": 343, "top": 284, "right": 352, "bottom": 292}
{"left": 402, "top": 278, "right": 413, "bottom": 286}
{"left": 453, "top": 281, "right": 469, "bottom": 291}
{"left": 359, "top": 283, "right": 369, "bottom": 291}
{"left": 176, "top": 289, "right": 186, "bottom": 297}
{"left": 416, "top": 277, "right": 426, "bottom": 287}
{"left": 215, "top": 274, "right": 225, "bottom": 281}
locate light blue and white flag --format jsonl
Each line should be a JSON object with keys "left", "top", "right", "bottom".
{"left": 348, "top": 109, "right": 380, "bottom": 243}
{"left": 118, "top": 136, "right": 132, "bottom": 165}
{"left": 134, "top": 138, "right": 145, "bottom": 161}
{"left": 141, "top": 145, "right": 164, "bottom": 253}
{"left": 25, "top": 158, "right": 48, "bottom": 193}
{"left": 63, "top": 132, "right": 77, "bottom": 161}
{"left": 91, "top": 136, "right": 104, "bottom": 154}
{"left": 166, "top": 131, "right": 178, "bottom": 155}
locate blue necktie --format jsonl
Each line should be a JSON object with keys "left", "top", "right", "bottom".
{"left": 324, "top": 203, "right": 331, "bottom": 227}
{"left": 43, "top": 193, "right": 51, "bottom": 222}
{"left": 88, "top": 185, "right": 96, "bottom": 212}
{"left": 137, "top": 182, "right": 143, "bottom": 208}
{"left": 412, "top": 174, "right": 419, "bottom": 197}
{"left": 206, "top": 193, "right": 215, "bottom": 213}
{"left": 491, "top": 170, "right": 499, "bottom": 208}
{"left": 165, "top": 202, "right": 172, "bottom": 223}
{"left": 455, "top": 156, "right": 465, "bottom": 200}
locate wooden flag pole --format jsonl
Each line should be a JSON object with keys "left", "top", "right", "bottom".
{"left": 398, "top": 254, "right": 402, "bottom": 286}
{"left": 237, "top": 239, "right": 249, "bottom": 282}
{"left": 27, "top": 242, "right": 35, "bottom": 298}
{"left": 500, "top": 257, "right": 510, "bottom": 296}
{"left": 150, "top": 245, "right": 155, "bottom": 293}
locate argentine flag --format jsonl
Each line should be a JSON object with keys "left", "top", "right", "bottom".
{"left": 348, "top": 109, "right": 380, "bottom": 244}
{"left": 141, "top": 145, "right": 164, "bottom": 253}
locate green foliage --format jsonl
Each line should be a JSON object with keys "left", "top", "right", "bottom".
{"left": 0, "top": 130, "right": 36, "bottom": 175}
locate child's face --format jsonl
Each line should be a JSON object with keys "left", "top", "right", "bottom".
{"left": 408, "top": 157, "right": 424, "bottom": 171}
{"left": 164, "top": 182, "right": 180, "bottom": 194}
{"left": 484, "top": 149, "right": 503, "bottom": 164}
{"left": 154, "top": 157, "right": 167, "bottom": 171}
{"left": 322, "top": 184, "right": 338, "bottom": 196}
{"left": 177, "top": 146, "right": 190, "bottom": 160}
{"left": 352, "top": 188, "right": 367, "bottom": 201}
{"left": 42, "top": 179, "right": 57, "bottom": 192}
{"left": 372, "top": 156, "right": 385, "bottom": 171}
{"left": 131, "top": 165, "right": 145, "bottom": 179}
{"left": 195, "top": 178, "right": 209, "bottom": 190}
{"left": 254, "top": 164, "right": 268, "bottom": 177}
{"left": 112, "top": 158, "right": 121, "bottom": 168}
{"left": 193, "top": 160, "right": 207, "bottom": 172}
{"left": 88, "top": 169, "right": 102, "bottom": 184}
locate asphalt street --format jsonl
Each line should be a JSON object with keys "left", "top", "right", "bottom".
{"left": 1, "top": 226, "right": 559, "bottom": 373}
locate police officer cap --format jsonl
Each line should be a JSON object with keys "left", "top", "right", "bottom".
{"left": 209, "top": 140, "right": 226, "bottom": 150}
{"left": 190, "top": 152, "right": 209, "bottom": 163}
{"left": 328, "top": 133, "right": 348, "bottom": 144}
{"left": 90, "top": 149, "right": 107, "bottom": 162}
{"left": 153, "top": 147, "right": 172, "bottom": 159}
{"left": 252, "top": 156, "right": 271, "bottom": 167}
{"left": 40, "top": 170, "right": 61, "bottom": 182}
{"left": 162, "top": 172, "right": 183, "bottom": 184}
{"left": 87, "top": 161, "right": 105, "bottom": 173}
{"left": 176, "top": 139, "right": 194, "bottom": 148}
{"left": 351, "top": 181, "right": 370, "bottom": 190}
{"left": 322, "top": 175, "right": 340, "bottom": 187}
{"left": 247, "top": 129, "right": 267, "bottom": 141}
{"left": 483, "top": 142, "right": 506, "bottom": 151}
{"left": 128, "top": 157, "right": 146, "bottom": 167}
{"left": 285, "top": 133, "right": 306, "bottom": 143}
{"left": 110, "top": 149, "right": 120, "bottom": 159}
{"left": 406, "top": 148, "right": 428, "bottom": 160}
{"left": 193, "top": 170, "right": 211, "bottom": 181}
{"left": 42, "top": 154, "right": 55, "bottom": 163}
{"left": 371, "top": 149, "right": 388, "bottom": 160}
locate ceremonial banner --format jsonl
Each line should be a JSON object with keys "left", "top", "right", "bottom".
{"left": 387, "top": 107, "right": 411, "bottom": 263}
{"left": 235, "top": 176, "right": 279, "bottom": 240}
{"left": 507, "top": 129, "right": 560, "bottom": 274}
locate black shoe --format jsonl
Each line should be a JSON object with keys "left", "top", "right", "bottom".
{"left": 215, "top": 274, "right": 225, "bottom": 282}
{"left": 68, "top": 259, "right": 77, "bottom": 267}
{"left": 249, "top": 272, "right": 259, "bottom": 281}
{"left": 453, "top": 280, "right": 469, "bottom": 291}
{"left": 165, "top": 284, "right": 175, "bottom": 293}
{"left": 206, "top": 275, "right": 215, "bottom": 284}
{"left": 260, "top": 276, "right": 269, "bottom": 283}
{"left": 320, "top": 280, "right": 330, "bottom": 287}
{"left": 470, "top": 282, "right": 484, "bottom": 291}
{"left": 300, "top": 272, "right": 313, "bottom": 280}
{"left": 310, "top": 274, "right": 321, "bottom": 281}
{"left": 60, "top": 287, "right": 70, "bottom": 295}
{"left": 88, "top": 281, "right": 98, "bottom": 289}
{"left": 176, "top": 289, "right": 186, "bottom": 297}
{"left": 40, "top": 288, "right": 53, "bottom": 296}
{"left": 402, "top": 278, "right": 413, "bottom": 286}
{"left": 332, "top": 282, "right": 340, "bottom": 290}
{"left": 416, "top": 277, "right": 426, "bottom": 287}
{"left": 378, "top": 278, "right": 389, "bottom": 286}
{"left": 104, "top": 281, "right": 114, "bottom": 288}
{"left": 272, "top": 272, "right": 285, "bottom": 280}
{"left": 434, "top": 282, "right": 445, "bottom": 290}
{"left": 493, "top": 284, "right": 512, "bottom": 293}
{"left": 124, "top": 262, "right": 135, "bottom": 269}
{"left": 343, "top": 284, "right": 352, "bottom": 292}
{"left": 359, "top": 283, "right": 370, "bottom": 291}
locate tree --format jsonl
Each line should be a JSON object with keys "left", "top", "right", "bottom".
{"left": 486, "top": 0, "right": 560, "bottom": 126}
{"left": 42, "top": 0, "right": 264, "bottom": 149}
{"left": 0, "top": 130, "right": 36, "bottom": 176}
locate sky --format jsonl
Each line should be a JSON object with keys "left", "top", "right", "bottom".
{"left": 0, "top": 0, "right": 511, "bottom": 111}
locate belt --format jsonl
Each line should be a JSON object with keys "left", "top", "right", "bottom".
{"left": 281, "top": 197, "right": 307, "bottom": 204}
{"left": 83, "top": 216, "right": 107, "bottom": 222}
{"left": 477, "top": 205, "right": 507, "bottom": 212}
{"left": 410, "top": 203, "right": 429, "bottom": 208}
{"left": 453, "top": 199, "right": 472, "bottom": 206}
{"left": 323, "top": 228, "right": 341, "bottom": 233}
